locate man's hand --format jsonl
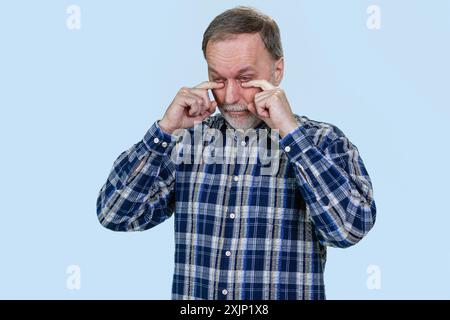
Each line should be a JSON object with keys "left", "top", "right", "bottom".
{"left": 159, "top": 81, "right": 224, "bottom": 134}
{"left": 242, "top": 80, "right": 299, "bottom": 138}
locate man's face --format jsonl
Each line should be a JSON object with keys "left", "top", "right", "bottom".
{"left": 205, "top": 33, "right": 283, "bottom": 130}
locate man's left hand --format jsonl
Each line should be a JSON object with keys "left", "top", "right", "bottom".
{"left": 242, "top": 79, "right": 299, "bottom": 137}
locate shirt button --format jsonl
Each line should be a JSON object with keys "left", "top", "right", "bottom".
{"left": 229, "top": 213, "right": 235, "bottom": 219}
{"left": 153, "top": 137, "right": 160, "bottom": 144}
{"left": 225, "top": 250, "right": 231, "bottom": 257}
{"left": 161, "top": 141, "right": 168, "bottom": 148}
{"left": 284, "top": 146, "right": 291, "bottom": 152}
{"left": 233, "top": 176, "right": 239, "bottom": 182}
{"left": 222, "top": 289, "right": 228, "bottom": 296}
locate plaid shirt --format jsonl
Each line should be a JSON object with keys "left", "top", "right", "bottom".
{"left": 96, "top": 114, "right": 376, "bottom": 300}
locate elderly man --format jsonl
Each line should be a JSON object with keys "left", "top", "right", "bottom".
{"left": 96, "top": 6, "right": 376, "bottom": 300}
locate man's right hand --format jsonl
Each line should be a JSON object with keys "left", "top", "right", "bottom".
{"left": 158, "top": 81, "right": 224, "bottom": 134}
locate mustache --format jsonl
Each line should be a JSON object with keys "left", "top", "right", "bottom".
{"left": 220, "top": 104, "right": 248, "bottom": 112}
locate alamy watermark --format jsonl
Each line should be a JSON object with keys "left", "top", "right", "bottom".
{"left": 166, "top": 124, "right": 283, "bottom": 176}
{"left": 367, "top": 5, "right": 382, "bottom": 30}
{"left": 66, "top": 5, "right": 81, "bottom": 30}
{"left": 366, "top": 264, "right": 381, "bottom": 290}
{"left": 66, "top": 264, "right": 81, "bottom": 290}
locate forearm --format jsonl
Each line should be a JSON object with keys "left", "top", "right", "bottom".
{"left": 280, "top": 124, "right": 376, "bottom": 248}
{"left": 96, "top": 121, "right": 178, "bottom": 231}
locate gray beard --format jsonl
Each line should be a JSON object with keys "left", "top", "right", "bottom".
{"left": 219, "top": 104, "right": 262, "bottom": 130}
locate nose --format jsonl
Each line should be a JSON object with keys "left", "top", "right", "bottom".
{"left": 224, "top": 80, "right": 242, "bottom": 105}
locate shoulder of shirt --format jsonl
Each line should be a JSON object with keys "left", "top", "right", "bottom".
{"left": 293, "top": 114, "right": 348, "bottom": 148}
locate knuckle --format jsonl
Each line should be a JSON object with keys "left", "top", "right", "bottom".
{"left": 271, "top": 90, "right": 281, "bottom": 99}
{"left": 179, "top": 87, "right": 189, "bottom": 94}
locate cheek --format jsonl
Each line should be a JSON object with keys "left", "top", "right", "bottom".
{"left": 211, "top": 88, "right": 224, "bottom": 103}
{"left": 242, "top": 87, "right": 260, "bottom": 104}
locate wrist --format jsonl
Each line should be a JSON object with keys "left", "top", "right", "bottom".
{"left": 279, "top": 119, "right": 299, "bottom": 138}
{"left": 158, "top": 119, "right": 175, "bottom": 135}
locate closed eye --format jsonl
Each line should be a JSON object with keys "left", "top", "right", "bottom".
{"left": 238, "top": 75, "right": 254, "bottom": 82}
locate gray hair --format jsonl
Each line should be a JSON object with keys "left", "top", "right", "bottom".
{"left": 202, "top": 6, "right": 283, "bottom": 61}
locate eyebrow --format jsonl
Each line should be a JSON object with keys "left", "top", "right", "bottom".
{"left": 209, "top": 66, "right": 256, "bottom": 76}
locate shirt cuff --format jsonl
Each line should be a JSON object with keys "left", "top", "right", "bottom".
{"left": 142, "top": 120, "right": 177, "bottom": 156}
{"left": 279, "top": 124, "right": 315, "bottom": 161}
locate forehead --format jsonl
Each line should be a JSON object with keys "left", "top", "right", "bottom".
{"left": 205, "top": 33, "right": 270, "bottom": 76}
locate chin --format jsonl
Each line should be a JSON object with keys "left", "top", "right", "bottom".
{"left": 222, "top": 113, "right": 261, "bottom": 130}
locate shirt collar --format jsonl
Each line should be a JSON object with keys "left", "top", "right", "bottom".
{"left": 214, "top": 113, "right": 269, "bottom": 132}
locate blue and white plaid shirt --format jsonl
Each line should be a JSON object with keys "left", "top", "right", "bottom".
{"left": 96, "top": 113, "right": 376, "bottom": 300}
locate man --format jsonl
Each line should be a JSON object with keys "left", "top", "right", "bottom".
{"left": 96, "top": 6, "right": 376, "bottom": 300}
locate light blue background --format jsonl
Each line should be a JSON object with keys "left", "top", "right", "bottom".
{"left": 0, "top": 0, "right": 449, "bottom": 299}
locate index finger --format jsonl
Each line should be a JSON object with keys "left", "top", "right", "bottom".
{"left": 241, "top": 79, "right": 276, "bottom": 91}
{"left": 193, "top": 81, "right": 224, "bottom": 90}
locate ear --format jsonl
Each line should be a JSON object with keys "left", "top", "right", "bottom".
{"left": 273, "top": 57, "right": 284, "bottom": 86}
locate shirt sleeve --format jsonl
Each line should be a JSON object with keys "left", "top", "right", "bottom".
{"left": 279, "top": 122, "right": 377, "bottom": 248}
{"left": 96, "top": 121, "right": 178, "bottom": 231}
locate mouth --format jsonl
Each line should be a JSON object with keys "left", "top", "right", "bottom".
{"left": 226, "top": 110, "right": 249, "bottom": 117}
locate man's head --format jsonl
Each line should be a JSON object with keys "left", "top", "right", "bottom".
{"left": 202, "top": 6, "right": 284, "bottom": 130}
